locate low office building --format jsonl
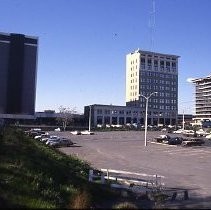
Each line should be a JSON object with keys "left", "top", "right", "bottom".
{"left": 84, "top": 104, "right": 175, "bottom": 128}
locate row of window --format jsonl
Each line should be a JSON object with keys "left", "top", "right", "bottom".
{"left": 141, "top": 65, "right": 177, "bottom": 73}
{"left": 130, "top": 72, "right": 138, "bottom": 77}
{"left": 96, "top": 107, "right": 177, "bottom": 115}
{"left": 130, "top": 85, "right": 138, "bottom": 90}
{"left": 130, "top": 78, "right": 137, "bottom": 83}
{"left": 139, "top": 98, "right": 177, "bottom": 104}
{"left": 130, "top": 65, "right": 177, "bottom": 73}
{"left": 140, "top": 86, "right": 177, "bottom": 92}
{"left": 140, "top": 79, "right": 177, "bottom": 85}
{"left": 130, "top": 92, "right": 138, "bottom": 96}
{"left": 140, "top": 58, "right": 176, "bottom": 67}
{"left": 130, "top": 90, "right": 177, "bottom": 97}
{"left": 130, "top": 56, "right": 177, "bottom": 66}
{"left": 140, "top": 71, "right": 177, "bottom": 79}
{"left": 139, "top": 104, "right": 177, "bottom": 110}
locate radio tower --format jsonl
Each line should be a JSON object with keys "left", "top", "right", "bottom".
{"left": 149, "top": 0, "right": 155, "bottom": 51}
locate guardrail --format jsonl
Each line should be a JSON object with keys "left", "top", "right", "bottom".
{"left": 89, "top": 168, "right": 165, "bottom": 194}
{"left": 89, "top": 168, "right": 189, "bottom": 201}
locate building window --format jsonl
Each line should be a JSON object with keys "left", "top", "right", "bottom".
{"left": 126, "top": 111, "right": 131, "bottom": 115}
{"left": 141, "top": 58, "right": 145, "bottom": 63}
{"left": 111, "top": 110, "right": 118, "bottom": 114}
{"left": 104, "top": 109, "right": 110, "bottom": 114}
{"left": 97, "top": 109, "right": 102, "bottom": 114}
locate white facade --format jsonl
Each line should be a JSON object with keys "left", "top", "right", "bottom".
{"left": 84, "top": 104, "right": 144, "bottom": 127}
{"left": 192, "top": 75, "right": 211, "bottom": 123}
{"left": 126, "top": 49, "right": 179, "bottom": 125}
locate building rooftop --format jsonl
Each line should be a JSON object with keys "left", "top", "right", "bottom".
{"left": 128, "top": 48, "right": 180, "bottom": 58}
{"left": 191, "top": 75, "right": 211, "bottom": 83}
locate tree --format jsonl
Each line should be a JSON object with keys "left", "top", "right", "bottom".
{"left": 57, "top": 106, "right": 77, "bottom": 131}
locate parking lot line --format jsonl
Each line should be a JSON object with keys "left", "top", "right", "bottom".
{"left": 150, "top": 141, "right": 177, "bottom": 147}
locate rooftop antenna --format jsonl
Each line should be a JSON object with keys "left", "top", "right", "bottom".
{"left": 149, "top": 0, "right": 155, "bottom": 52}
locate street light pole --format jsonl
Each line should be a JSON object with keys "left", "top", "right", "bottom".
{"left": 89, "top": 105, "right": 91, "bottom": 132}
{"left": 140, "top": 92, "right": 158, "bottom": 147}
{"left": 182, "top": 109, "right": 185, "bottom": 131}
{"left": 144, "top": 97, "right": 149, "bottom": 146}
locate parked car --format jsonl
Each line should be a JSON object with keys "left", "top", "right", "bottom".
{"left": 181, "top": 138, "right": 205, "bottom": 146}
{"left": 154, "top": 135, "right": 171, "bottom": 143}
{"left": 34, "top": 133, "right": 49, "bottom": 140}
{"left": 168, "top": 137, "right": 183, "bottom": 145}
{"left": 39, "top": 134, "right": 51, "bottom": 142}
{"left": 205, "top": 134, "right": 211, "bottom": 139}
{"left": 70, "top": 130, "right": 81, "bottom": 135}
{"left": 81, "top": 130, "right": 94, "bottom": 135}
{"left": 183, "top": 130, "right": 195, "bottom": 137}
{"left": 196, "top": 129, "right": 209, "bottom": 137}
{"left": 30, "top": 128, "right": 42, "bottom": 132}
{"left": 161, "top": 128, "right": 167, "bottom": 132}
{"left": 173, "top": 129, "right": 183, "bottom": 134}
{"left": 46, "top": 136, "right": 60, "bottom": 145}
{"left": 51, "top": 138, "right": 74, "bottom": 147}
{"left": 29, "top": 131, "right": 39, "bottom": 138}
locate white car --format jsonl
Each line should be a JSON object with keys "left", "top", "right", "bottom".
{"left": 183, "top": 130, "right": 195, "bottom": 137}
{"left": 70, "top": 130, "right": 81, "bottom": 135}
{"left": 34, "top": 133, "right": 49, "bottom": 140}
{"left": 196, "top": 129, "right": 209, "bottom": 137}
{"left": 46, "top": 136, "right": 60, "bottom": 145}
{"left": 205, "top": 134, "right": 211, "bottom": 139}
{"left": 173, "top": 129, "right": 183, "bottom": 134}
{"left": 81, "top": 130, "right": 94, "bottom": 135}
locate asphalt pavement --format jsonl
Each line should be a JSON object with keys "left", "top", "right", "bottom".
{"left": 50, "top": 130, "right": 211, "bottom": 208}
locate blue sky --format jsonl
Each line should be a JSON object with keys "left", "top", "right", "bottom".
{"left": 1, "top": 0, "right": 211, "bottom": 114}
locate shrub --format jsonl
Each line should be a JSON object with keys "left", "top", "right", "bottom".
{"left": 112, "top": 202, "right": 138, "bottom": 209}
{"left": 69, "top": 190, "right": 92, "bottom": 209}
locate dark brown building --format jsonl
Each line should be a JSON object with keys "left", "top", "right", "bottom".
{"left": 0, "top": 32, "right": 38, "bottom": 119}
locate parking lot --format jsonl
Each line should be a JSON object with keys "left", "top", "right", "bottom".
{"left": 51, "top": 130, "right": 211, "bottom": 207}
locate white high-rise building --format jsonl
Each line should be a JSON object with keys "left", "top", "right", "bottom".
{"left": 192, "top": 75, "right": 211, "bottom": 123}
{"left": 126, "top": 49, "right": 179, "bottom": 125}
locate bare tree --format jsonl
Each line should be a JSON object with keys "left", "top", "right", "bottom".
{"left": 57, "top": 106, "right": 77, "bottom": 131}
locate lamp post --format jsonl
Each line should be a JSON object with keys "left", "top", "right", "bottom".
{"left": 140, "top": 92, "right": 158, "bottom": 146}
{"left": 88, "top": 105, "right": 91, "bottom": 132}
{"left": 182, "top": 109, "right": 185, "bottom": 131}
